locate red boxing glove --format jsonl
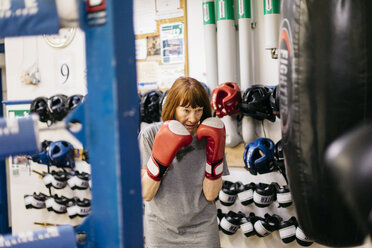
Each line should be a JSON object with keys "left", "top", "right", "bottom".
{"left": 147, "top": 120, "right": 192, "bottom": 181}
{"left": 211, "top": 82, "right": 241, "bottom": 118}
{"left": 196, "top": 117, "right": 226, "bottom": 180}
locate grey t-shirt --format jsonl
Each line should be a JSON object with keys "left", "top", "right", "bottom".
{"left": 139, "top": 122, "right": 229, "bottom": 248}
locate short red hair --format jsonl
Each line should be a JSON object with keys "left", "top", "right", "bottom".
{"left": 161, "top": 77, "right": 211, "bottom": 122}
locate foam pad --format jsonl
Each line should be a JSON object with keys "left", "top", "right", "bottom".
{"left": 279, "top": 0, "right": 372, "bottom": 246}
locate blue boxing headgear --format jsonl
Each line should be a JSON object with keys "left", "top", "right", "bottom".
{"left": 47, "top": 141, "right": 75, "bottom": 168}
{"left": 200, "top": 82, "right": 211, "bottom": 98}
{"left": 243, "top": 138, "right": 275, "bottom": 175}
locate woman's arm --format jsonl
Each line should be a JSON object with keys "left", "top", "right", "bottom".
{"left": 141, "top": 169, "right": 161, "bottom": 201}
{"left": 203, "top": 177, "right": 222, "bottom": 202}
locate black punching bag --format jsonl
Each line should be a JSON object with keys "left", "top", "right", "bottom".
{"left": 279, "top": 0, "right": 372, "bottom": 246}
{"left": 325, "top": 123, "right": 372, "bottom": 239}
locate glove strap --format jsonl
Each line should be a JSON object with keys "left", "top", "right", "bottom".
{"left": 146, "top": 155, "right": 168, "bottom": 181}
{"left": 205, "top": 158, "right": 223, "bottom": 180}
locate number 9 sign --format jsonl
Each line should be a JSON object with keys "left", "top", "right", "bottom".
{"left": 57, "top": 56, "right": 72, "bottom": 86}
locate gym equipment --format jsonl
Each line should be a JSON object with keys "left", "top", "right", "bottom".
{"left": 68, "top": 171, "right": 90, "bottom": 190}
{"left": 241, "top": 85, "right": 275, "bottom": 122}
{"left": 202, "top": 0, "right": 219, "bottom": 89}
{"left": 24, "top": 192, "right": 47, "bottom": 209}
{"left": 236, "top": 181, "right": 255, "bottom": 206}
{"left": 146, "top": 120, "right": 192, "bottom": 181}
{"left": 216, "top": 0, "right": 237, "bottom": 84}
{"left": 42, "top": 171, "right": 69, "bottom": 189}
{"left": 325, "top": 123, "right": 372, "bottom": 239}
{"left": 220, "top": 211, "right": 240, "bottom": 235}
{"left": 253, "top": 213, "right": 280, "bottom": 237}
{"left": 263, "top": 0, "right": 280, "bottom": 56}
{"left": 238, "top": 0, "right": 253, "bottom": 90}
{"left": 239, "top": 212, "right": 256, "bottom": 237}
{"left": 253, "top": 183, "right": 275, "bottom": 208}
{"left": 0, "top": 0, "right": 144, "bottom": 247}
{"left": 196, "top": 117, "right": 226, "bottom": 180}
{"left": 272, "top": 183, "right": 292, "bottom": 208}
{"left": 211, "top": 82, "right": 242, "bottom": 118}
{"left": 296, "top": 226, "right": 313, "bottom": 247}
{"left": 280, "top": 0, "right": 372, "bottom": 245}
{"left": 218, "top": 180, "right": 238, "bottom": 206}
{"left": 48, "top": 141, "right": 75, "bottom": 168}
{"left": 278, "top": 217, "right": 297, "bottom": 244}
{"left": 67, "top": 95, "right": 84, "bottom": 111}
{"left": 140, "top": 90, "right": 163, "bottom": 123}
{"left": 30, "top": 97, "right": 50, "bottom": 123}
{"left": 45, "top": 195, "right": 69, "bottom": 214}
{"left": 243, "top": 137, "right": 276, "bottom": 175}
{"left": 269, "top": 85, "right": 280, "bottom": 118}
{"left": 200, "top": 82, "right": 211, "bottom": 98}
{"left": 48, "top": 94, "right": 69, "bottom": 122}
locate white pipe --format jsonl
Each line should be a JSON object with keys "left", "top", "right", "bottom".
{"left": 202, "top": 0, "right": 219, "bottom": 89}
{"left": 216, "top": 0, "right": 237, "bottom": 83}
{"left": 263, "top": 0, "right": 281, "bottom": 50}
{"left": 216, "top": 0, "right": 241, "bottom": 147}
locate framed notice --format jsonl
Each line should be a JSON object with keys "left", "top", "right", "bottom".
{"left": 160, "top": 22, "right": 184, "bottom": 64}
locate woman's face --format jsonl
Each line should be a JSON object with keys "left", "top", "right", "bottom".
{"left": 175, "top": 105, "right": 203, "bottom": 135}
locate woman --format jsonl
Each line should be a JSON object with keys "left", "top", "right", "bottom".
{"left": 139, "top": 77, "right": 229, "bottom": 248}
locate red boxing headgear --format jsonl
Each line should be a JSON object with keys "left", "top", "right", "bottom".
{"left": 211, "top": 82, "right": 241, "bottom": 117}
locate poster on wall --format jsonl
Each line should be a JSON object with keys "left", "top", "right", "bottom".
{"left": 160, "top": 22, "right": 184, "bottom": 64}
{"left": 158, "top": 63, "right": 184, "bottom": 89}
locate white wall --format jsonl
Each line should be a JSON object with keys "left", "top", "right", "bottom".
{"left": 4, "top": 29, "right": 89, "bottom": 233}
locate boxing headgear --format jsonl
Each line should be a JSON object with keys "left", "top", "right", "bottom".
{"left": 66, "top": 94, "right": 84, "bottom": 111}
{"left": 48, "top": 94, "right": 68, "bottom": 122}
{"left": 200, "top": 82, "right": 211, "bottom": 97}
{"left": 159, "top": 89, "right": 169, "bottom": 117}
{"left": 30, "top": 97, "right": 50, "bottom": 123}
{"left": 47, "top": 140, "right": 75, "bottom": 168}
{"left": 243, "top": 138, "right": 276, "bottom": 175}
{"left": 269, "top": 85, "right": 280, "bottom": 118}
{"left": 140, "top": 90, "right": 163, "bottom": 123}
{"left": 241, "top": 85, "right": 275, "bottom": 122}
{"left": 211, "top": 82, "right": 241, "bottom": 117}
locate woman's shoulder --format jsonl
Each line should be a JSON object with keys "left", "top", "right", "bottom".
{"left": 139, "top": 122, "right": 162, "bottom": 139}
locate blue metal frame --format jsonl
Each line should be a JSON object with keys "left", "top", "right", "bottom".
{"left": 0, "top": 67, "right": 11, "bottom": 234}
{"left": 73, "top": 0, "right": 144, "bottom": 247}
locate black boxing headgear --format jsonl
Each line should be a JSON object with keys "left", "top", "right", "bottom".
{"left": 30, "top": 97, "right": 50, "bottom": 123}
{"left": 241, "top": 85, "right": 275, "bottom": 122}
{"left": 48, "top": 94, "right": 68, "bottom": 122}
{"left": 140, "top": 90, "right": 163, "bottom": 123}
{"left": 269, "top": 85, "right": 280, "bottom": 118}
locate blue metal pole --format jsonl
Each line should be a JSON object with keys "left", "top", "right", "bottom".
{"left": 77, "top": 0, "right": 143, "bottom": 247}
{"left": 0, "top": 66, "right": 11, "bottom": 234}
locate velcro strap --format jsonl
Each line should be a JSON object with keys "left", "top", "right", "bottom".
{"left": 218, "top": 190, "right": 237, "bottom": 205}
{"left": 241, "top": 222, "right": 254, "bottom": 234}
{"left": 46, "top": 198, "right": 67, "bottom": 214}
{"left": 279, "top": 225, "right": 296, "bottom": 239}
{"left": 277, "top": 191, "right": 292, "bottom": 204}
{"left": 238, "top": 188, "right": 253, "bottom": 202}
{"left": 77, "top": 206, "right": 91, "bottom": 217}
{"left": 147, "top": 155, "right": 168, "bottom": 181}
{"left": 253, "top": 191, "right": 275, "bottom": 207}
{"left": 220, "top": 217, "right": 239, "bottom": 234}
{"left": 296, "top": 227, "right": 312, "bottom": 242}
{"left": 205, "top": 159, "right": 223, "bottom": 179}
{"left": 68, "top": 176, "right": 90, "bottom": 190}
{"left": 254, "top": 220, "right": 271, "bottom": 237}
{"left": 24, "top": 195, "right": 46, "bottom": 209}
